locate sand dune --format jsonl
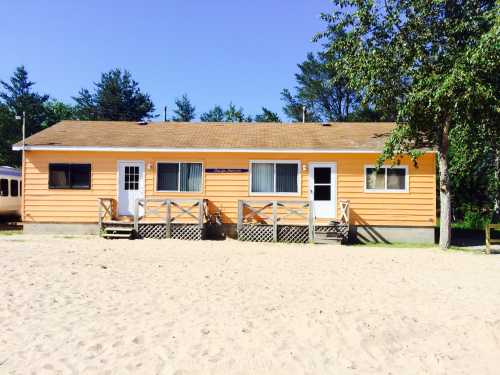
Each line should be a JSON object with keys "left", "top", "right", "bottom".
{"left": 1, "top": 235, "right": 500, "bottom": 374}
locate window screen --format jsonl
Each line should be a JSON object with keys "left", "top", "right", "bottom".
{"left": 49, "top": 164, "right": 91, "bottom": 189}
{"left": 157, "top": 163, "right": 202, "bottom": 192}
{"left": 251, "top": 162, "right": 299, "bottom": 194}
{"left": 365, "top": 166, "right": 406, "bottom": 191}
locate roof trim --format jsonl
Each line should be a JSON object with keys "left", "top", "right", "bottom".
{"left": 11, "top": 145, "right": 395, "bottom": 153}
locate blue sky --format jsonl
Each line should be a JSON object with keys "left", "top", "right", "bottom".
{"left": 0, "top": 0, "right": 331, "bottom": 120}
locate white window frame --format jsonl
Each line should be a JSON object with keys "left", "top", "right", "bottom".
{"left": 364, "top": 165, "right": 409, "bottom": 193}
{"left": 249, "top": 160, "right": 301, "bottom": 196}
{"left": 155, "top": 161, "right": 204, "bottom": 193}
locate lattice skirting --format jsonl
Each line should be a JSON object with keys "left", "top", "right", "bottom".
{"left": 278, "top": 225, "right": 310, "bottom": 243}
{"left": 238, "top": 224, "right": 349, "bottom": 243}
{"left": 238, "top": 225, "right": 310, "bottom": 243}
{"left": 238, "top": 225, "right": 274, "bottom": 242}
{"left": 138, "top": 224, "right": 205, "bottom": 240}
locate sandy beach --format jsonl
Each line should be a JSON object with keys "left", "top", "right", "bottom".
{"left": 1, "top": 235, "right": 499, "bottom": 374}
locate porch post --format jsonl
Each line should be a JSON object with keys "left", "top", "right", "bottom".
{"left": 272, "top": 200, "right": 278, "bottom": 242}
{"left": 308, "top": 201, "right": 314, "bottom": 242}
{"left": 166, "top": 200, "right": 171, "bottom": 238}
{"left": 133, "top": 199, "right": 139, "bottom": 232}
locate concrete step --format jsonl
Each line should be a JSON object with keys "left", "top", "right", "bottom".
{"left": 102, "top": 233, "right": 132, "bottom": 239}
{"left": 314, "top": 238, "right": 342, "bottom": 245}
{"left": 104, "top": 226, "right": 133, "bottom": 232}
{"left": 314, "top": 232, "right": 343, "bottom": 239}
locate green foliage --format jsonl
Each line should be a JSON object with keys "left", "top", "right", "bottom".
{"left": 0, "top": 66, "right": 49, "bottom": 166}
{"left": 254, "top": 107, "right": 281, "bottom": 122}
{"left": 281, "top": 89, "right": 320, "bottom": 122}
{"left": 172, "top": 94, "right": 196, "bottom": 122}
{"left": 224, "top": 103, "right": 252, "bottom": 122}
{"left": 452, "top": 205, "right": 492, "bottom": 230}
{"left": 316, "top": 0, "right": 498, "bottom": 247}
{"left": 200, "top": 103, "right": 252, "bottom": 122}
{"left": 281, "top": 50, "right": 359, "bottom": 122}
{"left": 281, "top": 47, "right": 388, "bottom": 122}
{"left": 43, "top": 100, "right": 78, "bottom": 127}
{"left": 73, "top": 69, "right": 155, "bottom": 121}
{"left": 200, "top": 105, "right": 225, "bottom": 122}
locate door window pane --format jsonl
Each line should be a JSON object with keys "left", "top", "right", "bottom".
{"left": 0, "top": 179, "right": 8, "bottom": 196}
{"left": 251, "top": 163, "right": 274, "bottom": 193}
{"left": 314, "top": 185, "right": 331, "bottom": 201}
{"left": 366, "top": 167, "right": 385, "bottom": 190}
{"left": 157, "top": 163, "right": 179, "bottom": 191}
{"left": 387, "top": 168, "right": 406, "bottom": 190}
{"left": 276, "top": 163, "right": 298, "bottom": 193}
{"left": 10, "top": 180, "right": 19, "bottom": 197}
{"left": 314, "top": 167, "right": 331, "bottom": 184}
{"left": 125, "top": 166, "right": 140, "bottom": 191}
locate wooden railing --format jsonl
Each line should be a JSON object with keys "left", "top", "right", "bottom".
{"left": 97, "top": 198, "right": 116, "bottom": 227}
{"left": 486, "top": 224, "right": 500, "bottom": 254}
{"left": 340, "top": 199, "right": 350, "bottom": 225}
{"left": 133, "top": 198, "right": 206, "bottom": 234}
{"left": 238, "top": 200, "right": 314, "bottom": 242}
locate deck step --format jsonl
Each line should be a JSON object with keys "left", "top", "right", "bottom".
{"left": 314, "top": 232, "right": 342, "bottom": 239}
{"left": 104, "top": 227, "right": 133, "bottom": 232}
{"left": 314, "top": 238, "right": 342, "bottom": 245}
{"left": 102, "top": 225, "right": 134, "bottom": 239}
{"left": 102, "top": 233, "right": 133, "bottom": 239}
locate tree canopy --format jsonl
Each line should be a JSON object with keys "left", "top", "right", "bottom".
{"left": 73, "top": 69, "right": 155, "bottom": 121}
{"left": 172, "top": 94, "right": 196, "bottom": 122}
{"left": 316, "top": 0, "right": 498, "bottom": 248}
{"left": 200, "top": 103, "right": 253, "bottom": 122}
{"left": 0, "top": 66, "right": 50, "bottom": 165}
{"left": 255, "top": 107, "right": 281, "bottom": 122}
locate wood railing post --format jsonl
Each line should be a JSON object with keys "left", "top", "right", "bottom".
{"left": 308, "top": 201, "right": 314, "bottom": 242}
{"left": 198, "top": 199, "right": 203, "bottom": 229}
{"left": 98, "top": 199, "right": 103, "bottom": 229}
{"left": 134, "top": 199, "right": 140, "bottom": 232}
{"left": 272, "top": 200, "right": 278, "bottom": 242}
{"left": 237, "top": 200, "right": 243, "bottom": 233}
{"left": 166, "top": 200, "right": 172, "bottom": 238}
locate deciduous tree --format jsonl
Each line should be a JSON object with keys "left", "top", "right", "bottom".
{"left": 317, "top": 0, "right": 498, "bottom": 248}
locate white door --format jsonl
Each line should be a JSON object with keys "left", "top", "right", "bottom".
{"left": 309, "top": 163, "right": 337, "bottom": 219}
{"left": 118, "top": 161, "right": 145, "bottom": 216}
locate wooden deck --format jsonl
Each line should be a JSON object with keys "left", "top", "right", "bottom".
{"left": 237, "top": 200, "right": 350, "bottom": 244}
{"left": 98, "top": 198, "right": 207, "bottom": 240}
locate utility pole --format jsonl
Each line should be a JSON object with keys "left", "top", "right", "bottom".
{"left": 15, "top": 112, "right": 26, "bottom": 221}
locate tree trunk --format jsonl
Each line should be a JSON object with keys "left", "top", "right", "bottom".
{"left": 493, "top": 146, "right": 500, "bottom": 221}
{"left": 439, "top": 121, "right": 452, "bottom": 249}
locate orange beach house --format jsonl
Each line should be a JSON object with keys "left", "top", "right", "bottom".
{"left": 13, "top": 121, "right": 436, "bottom": 243}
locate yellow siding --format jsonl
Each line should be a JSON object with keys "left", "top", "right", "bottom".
{"left": 23, "top": 151, "right": 436, "bottom": 227}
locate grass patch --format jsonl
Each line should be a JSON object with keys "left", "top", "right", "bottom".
{"left": 0, "top": 230, "right": 22, "bottom": 236}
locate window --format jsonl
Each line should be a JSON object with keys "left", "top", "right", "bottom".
{"left": 251, "top": 161, "right": 299, "bottom": 194}
{"left": 49, "top": 164, "right": 91, "bottom": 189}
{"left": 365, "top": 166, "right": 407, "bottom": 192}
{"left": 157, "top": 162, "right": 202, "bottom": 192}
{"left": 0, "top": 179, "right": 8, "bottom": 196}
{"left": 10, "top": 180, "right": 18, "bottom": 197}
